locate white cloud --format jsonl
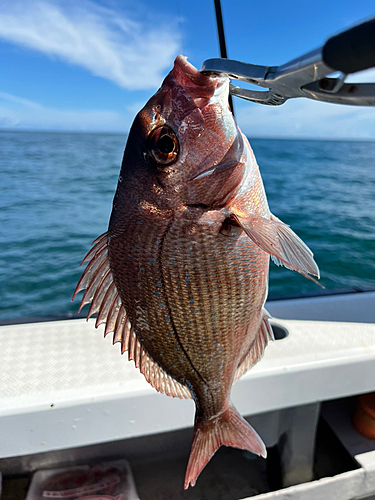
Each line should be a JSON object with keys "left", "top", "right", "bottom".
{"left": 0, "top": 0, "right": 181, "bottom": 90}
{"left": 0, "top": 91, "right": 130, "bottom": 131}
{"left": 2, "top": 87, "right": 374, "bottom": 137}
{"left": 235, "top": 67, "right": 375, "bottom": 140}
{"left": 236, "top": 95, "right": 375, "bottom": 140}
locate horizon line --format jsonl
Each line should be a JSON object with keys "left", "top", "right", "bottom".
{"left": 0, "top": 127, "right": 374, "bottom": 143}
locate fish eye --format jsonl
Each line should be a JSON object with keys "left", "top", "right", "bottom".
{"left": 147, "top": 126, "right": 179, "bottom": 166}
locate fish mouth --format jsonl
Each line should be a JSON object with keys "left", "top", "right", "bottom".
{"left": 172, "top": 55, "right": 228, "bottom": 109}
{"left": 174, "top": 55, "right": 215, "bottom": 87}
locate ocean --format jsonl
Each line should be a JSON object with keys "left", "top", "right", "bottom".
{"left": 1, "top": 130, "right": 375, "bottom": 322}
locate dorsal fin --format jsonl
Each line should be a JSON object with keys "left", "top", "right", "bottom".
{"left": 234, "top": 310, "right": 274, "bottom": 382}
{"left": 72, "top": 233, "right": 192, "bottom": 400}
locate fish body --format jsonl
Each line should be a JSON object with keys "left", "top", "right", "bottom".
{"left": 73, "top": 55, "right": 319, "bottom": 489}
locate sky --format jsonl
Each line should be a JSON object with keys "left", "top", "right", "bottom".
{"left": 0, "top": 0, "right": 374, "bottom": 139}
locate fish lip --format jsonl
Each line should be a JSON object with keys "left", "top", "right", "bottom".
{"left": 172, "top": 55, "right": 228, "bottom": 109}
{"left": 174, "top": 55, "right": 216, "bottom": 87}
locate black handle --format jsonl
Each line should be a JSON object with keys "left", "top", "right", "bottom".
{"left": 323, "top": 18, "right": 375, "bottom": 74}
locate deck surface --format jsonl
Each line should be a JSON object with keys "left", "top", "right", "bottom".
{"left": 1, "top": 306, "right": 375, "bottom": 459}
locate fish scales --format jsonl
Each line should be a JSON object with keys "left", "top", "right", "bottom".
{"left": 73, "top": 55, "right": 320, "bottom": 489}
{"left": 109, "top": 217, "right": 180, "bottom": 361}
{"left": 110, "top": 205, "right": 267, "bottom": 393}
{"left": 160, "top": 209, "right": 269, "bottom": 390}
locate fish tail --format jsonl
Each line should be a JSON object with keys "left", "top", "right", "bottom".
{"left": 184, "top": 404, "right": 266, "bottom": 489}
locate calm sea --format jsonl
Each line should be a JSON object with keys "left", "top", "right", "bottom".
{"left": 1, "top": 130, "right": 375, "bottom": 321}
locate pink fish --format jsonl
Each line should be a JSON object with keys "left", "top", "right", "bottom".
{"left": 73, "top": 55, "right": 319, "bottom": 489}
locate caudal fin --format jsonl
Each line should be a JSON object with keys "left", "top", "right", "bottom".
{"left": 184, "top": 405, "right": 266, "bottom": 489}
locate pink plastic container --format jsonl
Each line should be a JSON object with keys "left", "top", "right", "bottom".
{"left": 25, "top": 460, "right": 139, "bottom": 500}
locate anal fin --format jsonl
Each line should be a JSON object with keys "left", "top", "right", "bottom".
{"left": 113, "top": 325, "right": 191, "bottom": 400}
{"left": 234, "top": 310, "right": 274, "bottom": 382}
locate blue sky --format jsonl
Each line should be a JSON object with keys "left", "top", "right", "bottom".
{"left": 0, "top": 0, "right": 374, "bottom": 139}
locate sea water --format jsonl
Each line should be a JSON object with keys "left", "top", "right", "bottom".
{"left": 1, "top": 131, "right": 374, "bottom": 321}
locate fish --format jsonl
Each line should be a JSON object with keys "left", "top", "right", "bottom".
{"left": 72, "top": 55, "right": 320, "bottom": 489}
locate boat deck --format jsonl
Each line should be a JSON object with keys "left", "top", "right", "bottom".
{"left": 1, "top": 292, "right": 375, "bottom": 499}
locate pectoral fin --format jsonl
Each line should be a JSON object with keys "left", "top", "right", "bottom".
{"left": 234, "top": 212, "right": 320, "bottom": 282}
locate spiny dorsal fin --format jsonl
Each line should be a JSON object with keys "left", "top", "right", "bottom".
{"left": 234, "top": 310, "right": 274, "bottom": 382}
{"left": 73, "top": 233, "right": 192, "bottom": 400}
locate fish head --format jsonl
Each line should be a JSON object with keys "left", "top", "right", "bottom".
{"left": 116, "top": 55, "right": 246, "bottom": 211}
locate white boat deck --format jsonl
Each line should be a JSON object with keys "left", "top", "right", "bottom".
{"left": 266, "top": 290, "right": 375, "bottom": 323}
{"left": 1, "top": 302, "right": 374, "bottom": 458}
{"left": 1, "top": 292, "right": 375, "bottom": 499}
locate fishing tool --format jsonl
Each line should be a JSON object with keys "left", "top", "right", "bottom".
{"left": 202, "top": 18, "right": 375, "bottom": 106}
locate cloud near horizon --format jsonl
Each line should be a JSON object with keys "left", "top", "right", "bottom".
{"left": 237, "top": 70, "right": 375, "bottom": 140}
{"left": 0, "top": 91, "right": 130, "bottom": 131}
{"left": 0, "top": 0, "right": 181, "bottom": 90}
{"left": 2, "top": 87, "right": 375, "bottom": 138}
{"left": 237, "top": 101, "right": 375, "bottom": 140}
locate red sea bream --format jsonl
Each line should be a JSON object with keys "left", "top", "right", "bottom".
{"left": 73, "top": 55, "right": 319, "bottom": 489}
